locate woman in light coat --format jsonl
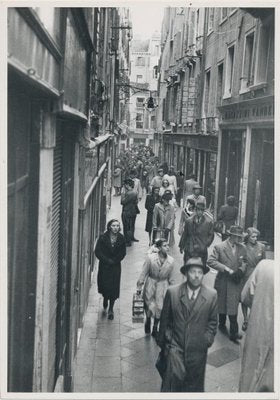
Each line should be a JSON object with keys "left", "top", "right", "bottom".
{"left": 239, "top": 259, "right": 274, "bottom": 392}
{"left": 152, "top": 192, "right": 176, "bottom": 246}
{"left": 241, "top": 227, "right": 266, "bottom": 331}
{"left": 137, "top": 239, "right": 176, "bottom": 337}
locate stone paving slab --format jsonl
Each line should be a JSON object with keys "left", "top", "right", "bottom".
{"left": 73, "top": 195, "right": 243, "bottom": 393}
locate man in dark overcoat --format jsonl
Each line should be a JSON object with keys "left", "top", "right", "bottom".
{"left": 157, "top": 257, "right": 218, "bottom": 392}
{"left": 121, "top": 178, "right": 138, "bottom": 246}
{"left": 179, "top": 200, "right": 214, "bottom": 266}
{"left": 207, "top": 225, "right": 247, "bottom": 343}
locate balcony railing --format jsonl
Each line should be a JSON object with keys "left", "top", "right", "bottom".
{"left": 195, "top": 117, "right": 219, "bottom": 134}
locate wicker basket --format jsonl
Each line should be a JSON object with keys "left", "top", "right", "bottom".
{"left": 132, "top": 292, "right": 144, "bottom": 323}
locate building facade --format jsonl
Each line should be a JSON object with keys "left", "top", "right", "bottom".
{"left": 8, "top": 6, "right": 130, "bottom": 392}
{"left": 156, "top": 7, "right": 218, "bottom": 208}
{"left": 211, "top": 7, "right": 274, "bottom": 245}
{"left": 129, "top": 32, "right": 160, "bottom": 146}
{"left": 156, "top": 7, "right": 274, "bottom": 244}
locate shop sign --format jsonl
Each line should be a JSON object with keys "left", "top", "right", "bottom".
{"left": 220, "top": 99, "right": 274, "bottom": 123}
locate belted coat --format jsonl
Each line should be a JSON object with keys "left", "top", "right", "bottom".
{"left": 158, "top": 283, "right": 218, "bottom": 392}
{"left": 207, "top": 239, "right": 247, "bottom": 315}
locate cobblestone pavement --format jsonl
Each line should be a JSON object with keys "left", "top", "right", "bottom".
{"left": 73, "top": 195, "right": 245, "bottom": 393}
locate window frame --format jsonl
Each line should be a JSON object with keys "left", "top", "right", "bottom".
{"left": 240, "top": 28, "right": 256, "bottom": 94}
{"left": 207, "top": 8, "right": 215, "bottom": 35}
{"left": 223, "top": 42, "right": 235, "bottom": 99}
{"left": 220, "top": 8, "right": 228, "bottom": 25}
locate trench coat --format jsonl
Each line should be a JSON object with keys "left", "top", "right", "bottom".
{"left": 95, "top": 232, "right": 126, "bottom": 300}
{"left": 217, "top": 204, "right": 238, "bottom": 232}
{"left": 207, "top": 239, "right": 247, "bottom": 315}
{"left": 145, "top": 194, "right": 160, "bottom": 233}
{"left": 179, "top": 213, "right": 214, "bottom": 261}
{"left": 137, "top": 253, "right": 176, "bottom": 319}
{"left": 178, "top": 207, "right": 193, "bottom": 236}
{"left": 153, "top": 202, "right": 176, "bottom": 246}
{"left": 239, "top": 260, "right": 274, "bottom": 392}
{"left": 158, "top": 283, "right": 218, "bottom": 392}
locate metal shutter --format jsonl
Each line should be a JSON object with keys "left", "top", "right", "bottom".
{"left": 48, "top": 132, "right": 63, "bottom": 390}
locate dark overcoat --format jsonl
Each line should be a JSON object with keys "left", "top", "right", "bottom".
{"left": 145, "top": 194, "right": 160, "bottom": 233}
{"left": 95, "top": 232, "right": 126, "bottom": 300}
{"left": 207, "top": 239, "right": 247, "bottom": 315}
{"left": 179, "top": 214, "right": 214, "bottom": 258}
{"left": 158, "top": 283, "right": 218, "bottom": 392}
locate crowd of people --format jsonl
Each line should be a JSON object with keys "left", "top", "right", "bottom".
{"left": 94, "top": 145, "right": 274, "bottom": 393}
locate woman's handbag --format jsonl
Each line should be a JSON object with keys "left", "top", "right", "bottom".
{"left": 132, "top": 292, "right": 144, "bottom": 323}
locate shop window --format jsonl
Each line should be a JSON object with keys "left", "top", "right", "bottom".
{"left": 241, "top": 31, "right": 255, "bottom": 91}
{"left": 255, "top": 24, "right": 271, "bottom": 84}
{"left": 204, "top": 69, "right": 211, "bottom": 116}
{"left": 136, "top": 56, "right": 145, "bottom": 66}
{"left": 217, "top": 62, "right": 224, "bottom": 105}
{"left": 224, "top": 44, "right": 235, "bottom": 97}
{"left": 208, "top": 8, "right": 215, "bottom": 33}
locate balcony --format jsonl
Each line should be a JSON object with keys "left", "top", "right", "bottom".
{"left": 195, "top": 117, "right": 219, "bottom": 135}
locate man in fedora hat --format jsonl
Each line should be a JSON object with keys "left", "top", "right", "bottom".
{"left": 179, "top": 199, "right": 214, "bottom": 266}
{"left": 157, "top": 257, "right": 218, "bottom": 392}
{"left": 207, "top": 225, "right": 247, "bottom": 343}
{"left": 185, "top": 182, "right": 206, "bottom": 208}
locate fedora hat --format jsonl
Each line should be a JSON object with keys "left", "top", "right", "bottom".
{"left": 226, "top": 225, "right": 244, "bottom": 238}
{"left": 180, "top": 257, "right": 209, "bottom": 275}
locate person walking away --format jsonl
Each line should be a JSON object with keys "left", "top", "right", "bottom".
{"left": 178, "top": 198, "right": 195, "bottom": 236}
{"left": 153, "top": 191, "right": 176, "bottom": 246}
{"left": 175, "top": 171, "right": 185, "bottom": 207}
{"left": 183, "top": 174, "right": 198, "bottom": 206}
{"left": 121, "top": 179, "right": 138, "bottom": 246}
{"left": 239, "top": 259, "right": 274, "bottom": 392}
{"left": 145, "top": 187, "right": 161, "bottom": 245}
{"left": 163, "top": 166, "right": 177, "bottom": 195}
{"left": 241, "top": 227, "right": 266, "bottom": 331}
{"left": 113, "top": 165, "right": 122, "bottom": 196}
{"left": 179, "top": 200, "right": 214, "bottom": 266}
{"left": 157, "top": 257, "right": 218, "bottom": 392}
{"left": 207, "top": 225, "right": 247, "bottom": 343}
{"left": 150, "top": 168, "right": 164, "bottom": 191}
{"left": 137, "top": 239, "right": 176, "bottom": 338}
{"left": 95, "top": 219, "right": 126, "bottom": 320}
{"left": 186, "top": 183, "right": 206, "bottom": 208}
{"left": 217, "top": 195, "right": 238, "bottom": 241}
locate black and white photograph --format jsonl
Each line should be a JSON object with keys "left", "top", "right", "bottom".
{"left": 2, "top": 2, "right": 277, "bottom": 397}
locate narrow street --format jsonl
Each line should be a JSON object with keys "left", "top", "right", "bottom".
{"left": 73, "top": 195, "right": 243, "bottom": 393}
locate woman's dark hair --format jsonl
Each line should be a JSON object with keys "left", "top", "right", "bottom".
{"left": 186, "top": 198, "right": 195, "bottom": 207}
{"left": 227, "top": 195, "right": 236, "bottom": 206}
{"left": 244, "top": 227, "right": 260, "bottom": 244}
{"left": 107, "top": 219, "right": 121, "bottom": 232}
{"left": 154, "top": 238, "right": 168, "bottom": 248}
{"left": 162, "top": 179, "right": 169, "bottom": 186}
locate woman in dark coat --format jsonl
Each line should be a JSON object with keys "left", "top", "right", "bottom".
{"left": 145, "top": 186, "right": 160, "bottom": 245}
{"left": 95, "top": 219, "right": 126, "bottom": 320}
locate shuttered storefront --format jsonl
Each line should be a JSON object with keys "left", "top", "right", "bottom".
{"left": 48, "top": 131, "right": 63, "bottom": 390}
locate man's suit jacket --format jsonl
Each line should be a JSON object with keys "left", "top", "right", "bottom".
{"left": 207, "top": 239, "right": 247, "bottom": 315}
